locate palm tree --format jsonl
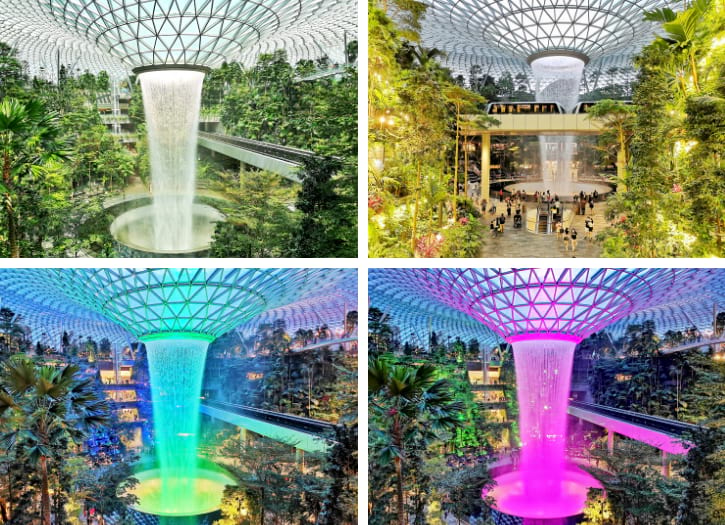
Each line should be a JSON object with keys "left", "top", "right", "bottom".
{"left": 0, "top": 98, "right": 67, "bottom": 257}
{"left": 369, "top": 357, "right": 463, "bottom": 525}
{"left": 0, "top": 357, "right": 110, "bottom": 525}
{"left": 644, "top": 0, "right": 709, "bottom": 94}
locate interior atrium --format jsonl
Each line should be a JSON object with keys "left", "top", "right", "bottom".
{"left": 0, "top": 0, "right": 357, "bottom": 258}
{"left": 368, "top": 0, "right": 725, "bottom": 258}
{"left": 0, "top": 268, "right": 358, "bottom": 524}
{"left": 369, "top": 268, "right": 725, "bottom": 524}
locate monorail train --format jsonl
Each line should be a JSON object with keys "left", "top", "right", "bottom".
{"left": 573, "top": 100, "right": 633, "bottom": 113}
{"left": 486, "top": 101, "right": 565, "bottom": 114}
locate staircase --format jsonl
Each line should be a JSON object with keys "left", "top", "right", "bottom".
{"left": 536, "top": 205, "right": 550, "bottom": 234}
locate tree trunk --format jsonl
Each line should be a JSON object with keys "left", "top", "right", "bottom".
{"left": 395, "top": 457, "right": 405, "bottom": 525}
{"left": 40, "top": 456, "right": 50, "bottom": 525}
{"left": 3, "top": 153, "right": 18, "bottom": 258}
{"left": 410, "top": 160, "right": 422, "bottom": 254}
{"left": 453, "top": 107, "right": 460, "bottom": 221}
{"left": 393, "top": 415, "right": 405, "bottom": 525}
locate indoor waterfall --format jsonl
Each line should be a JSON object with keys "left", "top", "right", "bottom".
{"left": 129, "top": 336, "right": 235, "bottom": 517}
{"left": 138, "top": 70, "right": 204, "bottom": 252}
{"left": 531, "top": 56, "right": 585, "bottom": 197}
{"left": 485, "top": 335, "right": 601, "bottom": 519}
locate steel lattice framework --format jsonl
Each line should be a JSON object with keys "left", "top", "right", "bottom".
{"left": 0, "top": 268, "right": 357, "bottom": 346}
{"left": 414, "top": 0, "right": 675, "bottom": 85}
{"left": 0, "top": 0, "right": 356, "bottom": 80}
{"left": 369, "top": 268, "right": 725, "bottom": 344}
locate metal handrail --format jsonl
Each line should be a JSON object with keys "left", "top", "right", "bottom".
{"left": 198, "top": 131, "right": 316, "bottom": 165}
{"left": 569, "top": 401, "right": 701, "bottom": 437}
{"left": 202, "top": 399, "right": 337, "bottom": 435}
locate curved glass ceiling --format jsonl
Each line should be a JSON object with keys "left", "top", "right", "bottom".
{"left": 416, "top": 0, "right": 675, "bottom": 80}
{"left": 0, "top": 0, "right": 356, "bottom": 79}
{"left": 0, "top": 268, "right": 357, "bottom": 345}
{"left": 369, "top": 268, "right": 725, "bottom": 344}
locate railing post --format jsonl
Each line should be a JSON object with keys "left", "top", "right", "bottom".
{"left": 607, "top": 428, "right": 614, "bottom": 454}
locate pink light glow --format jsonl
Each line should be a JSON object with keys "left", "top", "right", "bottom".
{"left": 484, "top": 337, "right": 600, "bottom": 519}
{"left": 486, "top": 468, "right": 601, "bottom": 519}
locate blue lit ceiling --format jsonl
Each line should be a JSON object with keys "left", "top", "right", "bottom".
{"left": 0, "top": 268, "right": 357, "bottom": 346}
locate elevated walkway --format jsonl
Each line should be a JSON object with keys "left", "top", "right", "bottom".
{"left": 292, "top": 336, "right": 357, "bottom": 352}
{"left": 198, "top": 131, "right": 316, "bottom": 182}
{"left": 200, "top": 399, "right": 336, "bottom": 453}
{"left": 659, "top": 336, "right": 725, "bottom": 355}
{"left": 462, "top": 113, "right": 602, "bottom": 136}
{"left": 569, "top": 401, "right": 697, "bottom": 454}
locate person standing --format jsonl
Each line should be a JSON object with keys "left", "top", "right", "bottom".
{"left": 571, "top": 228, "right": 578, "bottom": 252}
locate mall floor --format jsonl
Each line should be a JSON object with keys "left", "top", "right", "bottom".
{"left": 479, "top": 196, "right": 607, "bottom": 258}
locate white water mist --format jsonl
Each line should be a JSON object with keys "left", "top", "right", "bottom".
{"left": 532, "top": 56, "right": 584, "bottom": 197}
{"left": 138, "top": 70, "right": 204, "bottom": 251}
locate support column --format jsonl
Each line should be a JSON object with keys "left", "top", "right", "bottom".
{"left": 481, "top": 134, "right": 491, "bottom": 200}
{"left": 296, "top": 448, "right": 305, "bottom": 472}
{"left": 240, "top": 427, "right": 248, "bottom": 442}
{"left": 662, "top": 450, "right": 671, "bottom": 477}
{"left": 607, "top": 429, "right": 614, "bottom": 454}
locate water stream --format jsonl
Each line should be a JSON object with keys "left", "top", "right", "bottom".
{"left": 486, "top": 336, "right": 600, "bottom": 519}
{"left": 142, "top": 337, "right": 211, "bottom": 515}
{"left": 138, "top": 70, "right": 204, "bottom": 251}
{"left": 531, "top": 56, "right": 585, "bottom": 198}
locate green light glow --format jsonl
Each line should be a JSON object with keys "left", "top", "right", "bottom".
{"left": 144, "top": 338, "right": 210, "bottom": 514}
{"left": 129, "top": 468, "right": 237, "bottom": 517}
{"left": 140, "top": 332, "right": 216, "bottom": 342}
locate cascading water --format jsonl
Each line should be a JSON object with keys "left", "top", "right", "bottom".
{"left": 138, "top": 70, "right": 204, "bottom": 251}
{"left": 129, "top": 335, "right": 236, "bottom": 517}
{"left": 531, "top": 56, "right": 585, "bottom": 197}
{"left": 485, "top": 335, "right": 601, "bottom": 520}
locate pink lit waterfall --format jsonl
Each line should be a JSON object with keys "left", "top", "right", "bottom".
{"left": 486, "top": 334, "right": 601, "bottom": 520}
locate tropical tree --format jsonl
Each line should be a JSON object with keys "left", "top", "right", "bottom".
{"left": 586, "top": 99, "right": 636, "bottom": 189}
{"left": 0, "top": 357, "right": 110, "bottom": 525}
{"left": 368, "top": 357, "right": 464, "bottom": 525}
{"left": 0, "top": 98, "right": 68, "bottom": 257}
{"left": 644, "top": 0, "right": 710, "bottom": 95}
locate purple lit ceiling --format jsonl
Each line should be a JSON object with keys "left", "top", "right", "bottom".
{"left": 369, "top": 268, "right": 725, "bottom": 341}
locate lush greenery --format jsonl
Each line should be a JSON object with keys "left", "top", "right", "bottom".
{"left": 368, "top": 307, "right": 504, "bottom": 525}
{"left": 580, "top": 319, "right": 725, "bottom": 523}
{"left": 1, "top": 43, "right": 357, "bottom": 257}
{"left": 598, "top": 0, "right": 725, "bottom": 256}
{"left": 0, "top": 45, "right": 134, "bottom": 257}
{"left": 209, "top": 51, "right": 358, "bottom": 257}
{"left": 368, "top": 0, "right": 490, "bottom": 258}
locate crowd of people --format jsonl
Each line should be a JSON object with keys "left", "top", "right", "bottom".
{"left": 478, "top": 187, "right": 599, "bottom": 253}
{"left": 483, "top": 191, "right": 526, "bottom": 236}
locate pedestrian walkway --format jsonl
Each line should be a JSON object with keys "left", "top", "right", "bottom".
{"left": 479, "top": 197, "right": 607, "bottom": 258}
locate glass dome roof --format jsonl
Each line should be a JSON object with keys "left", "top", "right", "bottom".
{"left": 369, "top": 268, "right": 725, "bottom": 343}
{"left": 0, "top": 268, "right": 357, "bottom": 345}
{"left": 0, "top": 0, "right": 356, "bottom": 79}
{"left": 415, "top": 0, "right": 675, "bottom": 81}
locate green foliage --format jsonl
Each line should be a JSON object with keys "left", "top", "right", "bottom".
{"left": 368, "top": 1, "right": 493, "bottom": 257}
{"left": 676, "top": 426, "right": 725, "bottom": 524}
{"left": 292, "top": 156, "right": 356, "bottom": 257}
{"left": 209, "top": 168, "right": 298, "bottom": 258}
{"left": 369, "top": 355, "right": 464, "bottom": 524}
{"left": 0, "top": 357, "right": 110, "bottom": 524}
{"left": 585, "top": 440, "right": 686, "bottom": 525}
{"left": 318, "top": 424, "right": 358, "bottom": 525}
{"left": 601, "top": 0, "right": 725, "bottom": 256}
